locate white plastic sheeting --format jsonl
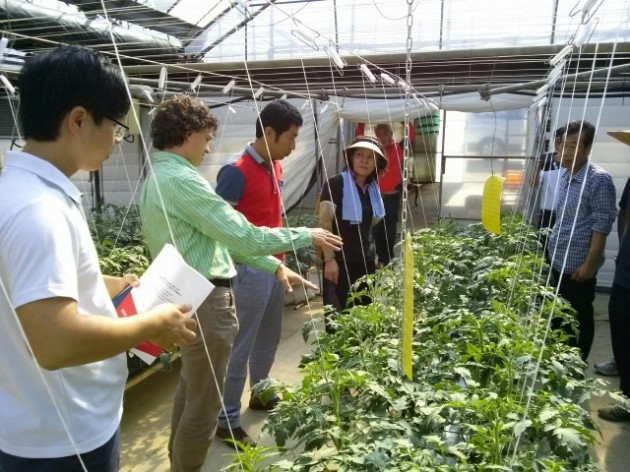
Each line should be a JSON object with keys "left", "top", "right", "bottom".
{"left": 196, "top": 98, "right": 340, "bottom": 211}
{"left": 73, "top": 93, "right": 536, "bottom": 211}
{"left": 438, "top": 92, "right": 536, "bottom": 112}
{"left": 195, "top": 93, "right": 534, "bottom": 210}
{"left": 335, "top": 92, "right": 534, "bottom": 123}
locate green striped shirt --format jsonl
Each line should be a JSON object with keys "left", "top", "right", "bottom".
{"left": 139, "top": 151, "right": 313, "bottom": 279}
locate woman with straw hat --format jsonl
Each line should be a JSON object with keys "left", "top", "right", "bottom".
{"left": 318, "top": 136, "right": 388, "bottom": 333}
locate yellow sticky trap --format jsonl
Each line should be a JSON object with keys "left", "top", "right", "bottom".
{"left": 402, "top": 233, "right": 414, "bottom": 380}
{"left": 481, "top": 175, "right": 506, "bottom": 234}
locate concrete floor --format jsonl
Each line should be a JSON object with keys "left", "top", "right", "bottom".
{"left": 119, "top": 185, "right": 630, "bottom": 471}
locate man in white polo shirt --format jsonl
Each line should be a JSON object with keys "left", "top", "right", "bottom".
{"left": 0, "top": 45, "right": 197, "bottom": 471}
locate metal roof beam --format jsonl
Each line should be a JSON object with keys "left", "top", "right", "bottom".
{"left": 64, "top": 0, "right": 203, "bottom": 40}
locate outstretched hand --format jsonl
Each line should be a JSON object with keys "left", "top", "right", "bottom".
{"left": 308, "top": 228, "right": 343, "bottom": 252}
{"left": 275, "top": 264, "right": 319, "bottom": 293}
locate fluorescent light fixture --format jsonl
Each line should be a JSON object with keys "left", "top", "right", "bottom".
{"left": 142, "top": 89, "right": 154, "bottom": 103}
{"left": 158, "top": 66, "right": 167, "bottom": 92}
{"left": 0, "top": 38, "right": 7, "bottom": 59}
{"left": 131, "top": 84, "right": 155, "bottom": 103}
{"left": 574, "top": 21, "right": 596, "bottom": 47}
{"left": 291, "top": 21, "right": 319, "bottom": 50}
{"left": 293, "top": 24, "right": 316, "bottom": 43}
{"left": 222, "top": 79, "right": 236, "bottom": 95}
{"left": 549, "top": 44, "right": 575, "bottom": 67}
{"left": 536, "top": 83, "right": 550, "bottom": 96}
{"left": 398, "top": 79, "right": 411, "bottom": 92}
{"left": 380, "top": 72, "right": 396, "bottom": 85}
{"left": 0, "top": 74, "right": 15, "bottom": 95}
{"left": 233, "top": 0, "right": 249, "bottom": 15}
{"left": 324, "top": 45, "right": 346, "bottom": 70}
{"left": 581, "top": 0, "right": 601, "bottom": 23}
{"left": 359, "top": 64, "right": 377, "bottom": 83}
{"left": 191, "top": 74, "right": 203, "bottom": 92}
{"left": 548, "top": 60, "right": 567, "bottom": 83}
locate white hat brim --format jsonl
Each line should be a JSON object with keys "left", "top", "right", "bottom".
{"left": 345, "top": 141, "right": 386, "bottom": 160}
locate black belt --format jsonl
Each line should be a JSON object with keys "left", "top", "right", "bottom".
{"left": 209, "top": 278, "right": 232, "bottom": 288}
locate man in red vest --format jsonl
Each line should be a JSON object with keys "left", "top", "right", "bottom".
{"left": 214, "top": 100, "right": 303, "bottom": 447}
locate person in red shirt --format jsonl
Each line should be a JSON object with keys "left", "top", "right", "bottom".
{"left": 355, "top": 121, "right": 415, "bottom": 149}
{"left": 373, "top": 123, "right": 404, "bottom": 266}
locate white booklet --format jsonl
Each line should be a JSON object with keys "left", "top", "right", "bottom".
{"left": 112, "top": 243, "right": 214, "bottom": 364}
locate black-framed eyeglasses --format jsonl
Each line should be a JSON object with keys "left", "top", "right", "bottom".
{"left": 106, "top": 116, "right": 130, "bottom": 141}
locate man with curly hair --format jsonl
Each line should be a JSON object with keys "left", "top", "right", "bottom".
{"left": 139, "top": 95, "right": 342, "bottom": 472}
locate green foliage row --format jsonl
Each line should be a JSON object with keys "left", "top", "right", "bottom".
{"left": 283, "top": 213, "right": 320, "bottom": 274}
{"left": 237, "top": 218, "right": 606, "bottom": 471}
{"left": 90, "top": 206, "right": 319, "bottom": 277}
{"left": 89, "top": 204, "right": 151, "bottom": 277}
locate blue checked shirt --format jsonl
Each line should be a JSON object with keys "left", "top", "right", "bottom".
{"left": 547, "top": 162, "right": 617, "bottom": 275}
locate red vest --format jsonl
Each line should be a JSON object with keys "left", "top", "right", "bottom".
{"left": 233, "top": 152, "right": 285, "bottom": 261}
{"left": 379, "top": 142, "right": 403, "bottom": 193}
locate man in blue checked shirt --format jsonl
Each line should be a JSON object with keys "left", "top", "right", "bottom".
{"left": 547, "top": 120, "right": 617, "bottom": 362}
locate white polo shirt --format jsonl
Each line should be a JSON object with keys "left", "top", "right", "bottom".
{"left": 0, "top": 151, "right": 127, "bottom": 458}
{"left": 540, "top": 168, "right": 562, "bottom": 211}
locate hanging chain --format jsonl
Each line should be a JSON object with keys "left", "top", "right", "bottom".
{"left": 399, "top": 0, "right": 413, "bottom": 243}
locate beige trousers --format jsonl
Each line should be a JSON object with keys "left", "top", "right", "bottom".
{"left": 168, "top": 287, "right": 239, "bottom": 472}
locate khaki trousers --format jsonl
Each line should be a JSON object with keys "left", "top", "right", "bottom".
{"left": 168, "top": 287, "right": 238, "bottom": 472}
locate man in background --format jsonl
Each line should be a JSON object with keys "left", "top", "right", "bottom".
{"left": 547, "top": 120, "right": 617, "bottom": 362}
{"left": 214, "top": 99, "right": 303, "bottom": 447}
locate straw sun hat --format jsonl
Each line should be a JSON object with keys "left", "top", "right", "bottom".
{"left": 607, "top": 130, "right": 630, "bottom": 147}
{"left": 345, "top": 137, "right": 388, "bottom": 173}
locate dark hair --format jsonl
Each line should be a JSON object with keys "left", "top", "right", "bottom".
{"left": 565, "top": 120, "right": 596, "bottom": 148}
{"left": 345, "top": 135, "right": 388, "bottom": 184}
{"left": 18, "top": 45, "right": 130, "bottom": 141}
{"left": 151, "top": 94, "right": 219, "bottom": 150}
{"left": 554, "top": 126, "right": 566, "bottom": 140}
{"left": 255, "top": 99, "right": 303, "bottom": 139}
